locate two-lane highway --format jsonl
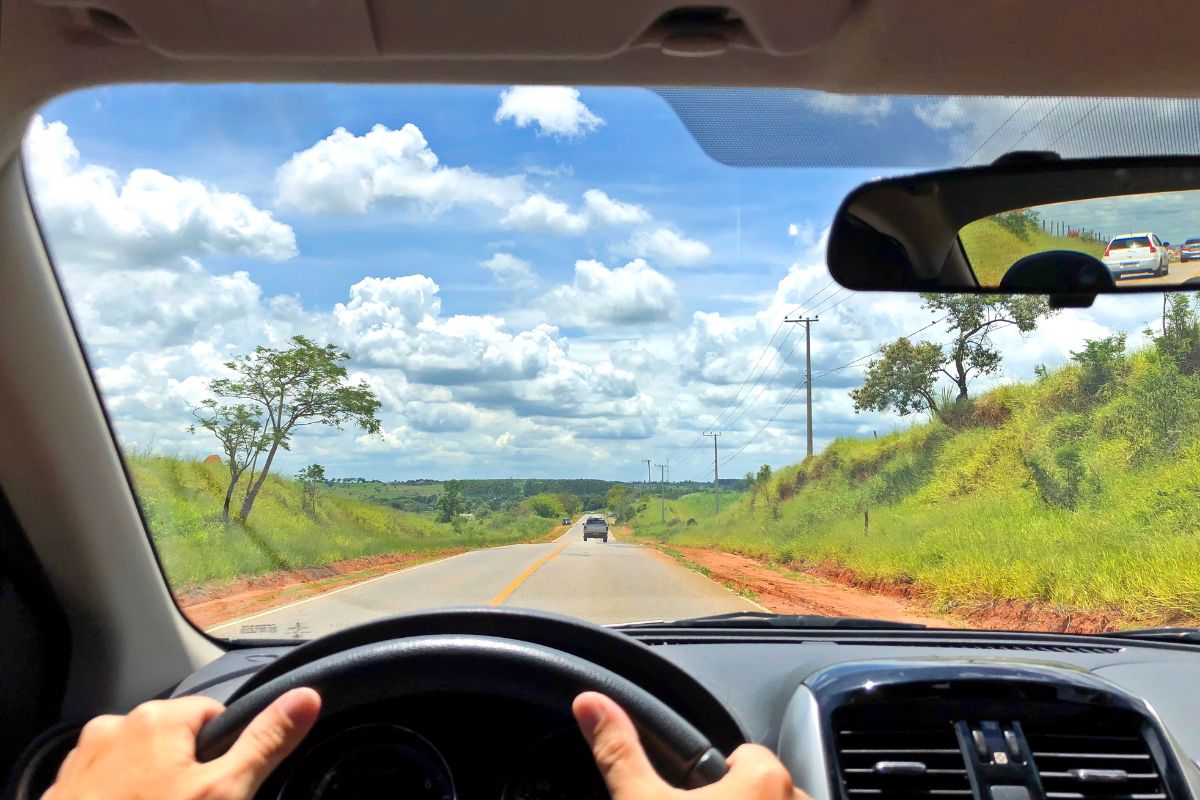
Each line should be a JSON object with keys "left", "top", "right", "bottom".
{"left": 207, "top": 517, "right": 762, "bottom": 639}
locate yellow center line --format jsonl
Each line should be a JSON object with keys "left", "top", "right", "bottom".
{"left": 489, "top": 540, "right": 570, "bottom": 606}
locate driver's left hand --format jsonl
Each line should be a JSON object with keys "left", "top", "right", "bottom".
{"left": 42, "top": 688, "right": 321, "bottom": 800}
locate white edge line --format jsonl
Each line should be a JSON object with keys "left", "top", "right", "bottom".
{"left": 205, "top": 549, "right": 482, "bottom": 633}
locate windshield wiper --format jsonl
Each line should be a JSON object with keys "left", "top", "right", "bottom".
{"left": 1094, "top": 627, "right": 1200, "bottom": 643}
{"left": 616, "top": 611, "right": 926, "bottom": 630}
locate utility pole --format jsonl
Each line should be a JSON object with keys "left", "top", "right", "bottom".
{"left": 702, "top": 432, "right": 721, "bottom": 513}
{"left": 784, "top": 315, "right": 819, "bottom": 457}
{"left": 655, "top": 463, "right": 666, "bottom": 522}
{"left": 643, "top": 458, "right": 652, "bottom": 485}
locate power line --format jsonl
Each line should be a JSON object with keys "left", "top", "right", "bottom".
{"left": 713, "top": 322, "right": 808, "bottom": 437}
{"left": 676, "top": 279, "right": 843, "bottom": 471}
{"left": 700, "top": 315, "right": 947, "bottom": 477}
{"left": 1047, "top": 99, "right": 1103, "bottom": 151}
{"left": 1008, "top": 97, "right": 1066, "bottom": 152}
{"left": 959, "top": 98, "right": 1031, "bottom": 165}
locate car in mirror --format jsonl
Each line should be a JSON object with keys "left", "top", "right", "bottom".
{"left": 827, "top": 155, "right": 1200, "bottom": 305}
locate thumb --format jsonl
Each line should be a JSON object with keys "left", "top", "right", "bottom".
{"left": 214, "top": 687, "right": 321, "bottom": 793}
{"left": 573, "top": 692, "right": 671, "bottom": 800}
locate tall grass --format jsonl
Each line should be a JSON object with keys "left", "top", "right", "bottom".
{"left": 129, "top": 456, "right": 553, "bottom": 588}
{"left": 630, "top": 352, "right": 1200, "bottom": 626}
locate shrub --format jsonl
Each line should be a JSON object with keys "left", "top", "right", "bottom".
{"left": 1070, "top": 333, "right": 1127, "bottom": 398}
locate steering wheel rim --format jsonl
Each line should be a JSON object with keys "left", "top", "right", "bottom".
{"left": 194, "top": 634, "right": 729, "bottom": 789}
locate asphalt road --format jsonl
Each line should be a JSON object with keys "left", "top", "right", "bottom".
{"left": 207, "top": 517, "right": 761, "bottom": 640}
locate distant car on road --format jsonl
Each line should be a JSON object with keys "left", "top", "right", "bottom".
{"left": 562, "top": 517, "right": 571, "bottom": 525}
{"left": 1181, "top": 238, "right": 1200, "bottom": 263}
{"left": 1102, "top": 232, "right": 1169, "bottom": 278}
{"left": 582, "top": 515, "right": 609, "bottom": 543}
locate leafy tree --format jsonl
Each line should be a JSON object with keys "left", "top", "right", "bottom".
{"left": 852, "top": 294, "right": 1056, "bottom": 422}
{"left": 204, "top": 335, "right": 381, "bottom": 523}
{"left": 190, "top": 402, "right": 269, "bottom": 523}
{"left": 1151, "top": 294, "right": 1200, "bottom": 374}
{"left": 524, "top": 493, "right": 564, "bottom": 519}
{"left": 605, "top": 484, "right": 630, "bottom": 511}
{"left": 850, "top": 337, "right": 947, "bottom": 420}
{"left": 554, "top": 492, "right": 583, "bottom": 516}
{"left": 1070, "top": 333, "right": 1127, "bottom": 397}
{"left": 294, "top": 463, "right": 326, "bottom": 515}
{"left": 436, "top": 480, "right": 463, "bottom": 523}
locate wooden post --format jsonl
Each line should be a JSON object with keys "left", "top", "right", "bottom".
{"left": 864, "top": 509, "right": 869, "bottom": 534}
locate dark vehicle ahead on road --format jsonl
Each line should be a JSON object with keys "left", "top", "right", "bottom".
{"left": 1182, "top": 238, "right": 1200, "bottom": 262}
{"left": 582, "top": 515, "right": 608, "bottom": 543}
{"left": 562, "top": 517, "right": 571, "bottom": 525}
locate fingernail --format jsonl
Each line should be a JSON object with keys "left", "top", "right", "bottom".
{"left": 277, "top": 688, "right": 319, "bottom": 723}
{"left": 576, "top": 703, "right": 605, "bottom": 738}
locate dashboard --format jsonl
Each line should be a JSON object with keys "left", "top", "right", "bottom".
{"left": 14, "top": 613, "right": 1200, "bottom": 800}
{"left": 266, "top": 695, "right": 605, "bottom": 800}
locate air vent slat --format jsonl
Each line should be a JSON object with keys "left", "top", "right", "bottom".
{"left": 847, "top": 791, "right": 973, "bottom": 797}
{"left": 1026, "top": 714, "right": 1168, "bottom": 800}
{"left": 1035, "top": 753, "right": 1151, "bottom": 760}
{"left": 834, "top": 711, "right": 972, "bottom": 800}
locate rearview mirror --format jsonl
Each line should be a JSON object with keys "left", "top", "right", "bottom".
{"left": 827, "top": 155, "right": 1200, "bottom": 305}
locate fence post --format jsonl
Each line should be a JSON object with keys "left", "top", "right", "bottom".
{"left": 864, "top": 509, "right": 869, "bottom": 535}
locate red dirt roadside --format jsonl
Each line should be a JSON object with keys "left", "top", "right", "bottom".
{"left": 659, "top": 543, "right": 1131, "bottom": 633}
{"left": 668, "top": 545, "right": 957, "bottom": 628}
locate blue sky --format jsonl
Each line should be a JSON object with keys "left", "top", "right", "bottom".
{"left": 26, "top": 85, "right": 1173, "bottom": 481}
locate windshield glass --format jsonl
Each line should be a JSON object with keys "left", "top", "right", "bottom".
{"left": 28, "top": 85, "right": 1200, "bottom": 640}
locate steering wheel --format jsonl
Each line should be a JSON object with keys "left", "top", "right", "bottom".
{"left": 194, "top": 633, "right": 730, "bottom": 790}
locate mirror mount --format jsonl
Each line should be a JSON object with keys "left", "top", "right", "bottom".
{"left": 992, "top": 150, "right": 1062, "bottom": 165}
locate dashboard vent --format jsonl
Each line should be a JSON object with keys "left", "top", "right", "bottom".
{"left": 1026, "top": 717, "right": 1167, "bottom": 800}
{"left": 834, "top": 717, "right": 972, "bottom": 800}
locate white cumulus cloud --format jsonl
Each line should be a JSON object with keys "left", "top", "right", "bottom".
{"left": 623, "top": 227, "right": 712, "bottom": 267}
{"left": 495, "top": 86, "right": 604, "bottom": 138}
{"left": 545, "top": 258, "right": 679, "bottom": 327}
{"left": 583, "top": 189, "right": 650, "bottom": 226}
{"left": 274, "top": 123, "right": 526, "bottom": 215}
{"left": 24, "top": 116, "right": 297, "bottom": 269}
{"left": 501, "top": 193, "right": 589, "bottom": 235}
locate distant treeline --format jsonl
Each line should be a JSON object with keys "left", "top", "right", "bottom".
{"left": 328, "top": 476, "right": 746, "bottom": 515}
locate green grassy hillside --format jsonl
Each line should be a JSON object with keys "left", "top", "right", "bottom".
{"left": 128, "top": 456, "right": 555, "bottom": 589}
{"left": 631, "top": 349, "right": 1200, "bottom": 626}
{"left": 960, "top": 216, "right": 1106, "bottom": 285}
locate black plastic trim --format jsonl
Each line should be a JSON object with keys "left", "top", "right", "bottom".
{"left": 807, "top": 661, "right": 1194, "bottom": 800}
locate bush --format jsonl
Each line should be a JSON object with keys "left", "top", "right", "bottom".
{"left": 522, "top": 493, "right": 565, "bottom": 519}
{"left": 1070, "top": 333, "right": 1127, "bottom": 398}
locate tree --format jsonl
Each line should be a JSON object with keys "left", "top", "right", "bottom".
{"left": 1070, "top": 333, "right": 1127, "bottom": 397}
{"left": 852, "top": 294, "right": 1056, "bottom": 422}
{"left": 555, "top": 492, "right": 583, "bottom": 516}
{"left": 203, "top": 335, "right": 381, "bottom": 523}
{"left": 1152, "top": 294, "right": 1200, "bottom": 373}
{"left": 190, "top": 401, "right": 270, "bottom": 523}
{"left": 850, "top": 337, "right": 947, "bottom": 420}
{"left": 605, "top": 484, "right": 630, "bottom": 511}
{"left": 436, "top": 480, "right": 463, "bottom": 523}
{"left": 295, "top": 463, "right": 326, "bottom": 515}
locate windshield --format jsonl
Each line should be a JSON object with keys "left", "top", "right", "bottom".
{"left": 27, "top": 85, "right": 1200, "bottom": 640}
{"left": 1110, "top": 237, "right": 1153, "bottom": 249}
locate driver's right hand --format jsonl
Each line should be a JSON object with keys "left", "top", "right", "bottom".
{"left": 573, "top": 692, "right": 808, "bottom": 800}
